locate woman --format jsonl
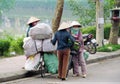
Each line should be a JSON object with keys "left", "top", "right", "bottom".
{"left": 51, "top": 22, "right": 75, "bottom": 80}
{"left": 26, "top": 16, "right": 40, "bottom": 37}
{"left": 70, "top": 21, "right": 87, "bottom": 78}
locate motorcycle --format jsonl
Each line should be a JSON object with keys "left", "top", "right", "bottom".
{"left": 83, "top": 34, "right": 98, "bottom": 54}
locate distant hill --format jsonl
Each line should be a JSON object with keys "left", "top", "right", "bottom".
{"left": 1, "top": 0, "right": 77, "bottom": 35}
{"left": 1, "top": 0, "right": 89, "bottom": 35}
{"left": 5, "top": 0, "right": 76, "bottom": 21}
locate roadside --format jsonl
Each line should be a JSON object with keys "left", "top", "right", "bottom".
{"left": 0, "top": 49, "right": 120, "bottom": 83}
{"left": 0, "top": 38, "right": 120, "bottom": 83}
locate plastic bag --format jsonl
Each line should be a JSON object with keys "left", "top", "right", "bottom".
{"left": 83, "top": 50, "right": 89, "bottom": 60}
{"left": 44, "top": 53, "right": 58, "bottom": 74}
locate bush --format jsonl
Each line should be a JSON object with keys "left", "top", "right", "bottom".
{"left": 82, "top": 23, "right": 120, "bottom": 39}
{"left": 104, "top": 23, "right": 111, "bottom": 39}
{"left": 0, "top": 32, "right": 24, "bottom": 56}
{"left": 9, "top": 36, "right": 24, "bottom": 55}
{"left": 97, "top": 44, "right": 120, "bottom": 52}
{"left": 0, "top": 39, "right": 10, "bottom": 56}
{"left": 81, "top": 26, "right": 96, "bottom": 38}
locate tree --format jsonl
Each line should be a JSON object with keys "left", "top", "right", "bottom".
{"left": 109, "top": 0, "right": 120, "bottom": 44}
{"left": 52, "top": 0, "right": 64, "bottom": 33}
{"left": 0, "top": 0, "right": 15, "bottom": 24}
{"left": 0, "top": 0, "right": 15, "bottom": 10}
{"left": 68, "top": 0, "right": 116, "bottom": 46}
{"left": 69, "top": 0, "right": 96, "bottom": 26}
{"left": 68, "top": 0, "right": 115, "bottom": 26}
{"left": 115, "top": 0, "right": 120, "bottom": 7}
{"left": 109, "top": 20, "right": 119, "bottom": 44}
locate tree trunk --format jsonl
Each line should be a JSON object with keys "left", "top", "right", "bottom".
{"left": 109, "top": 20, "right": 119, "bottom": 44}
{"left": 52, "top": 0, "right": 64, "bottom": 33}
{"left": 109, "top": 0, "right": 120, "bottom": 44}
{"left": 116, "top": 0, "right": 120, "bottom": 7}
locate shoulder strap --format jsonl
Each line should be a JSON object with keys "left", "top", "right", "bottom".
{"left": 34, "top": 39, "right": 44, "bottom": 55}
{"left": 34, "top": 39, "right": 44, "bottom": 54}
{"left": 41, "top": 39, "right": 44, "bottom": 52}
{"left": 34, "top": 40, "right": 38, "bottom": 53}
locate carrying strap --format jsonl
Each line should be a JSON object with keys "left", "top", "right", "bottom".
{"left": 34, "top": 40, "right": 38, "bottom": 53}
{"left": 34, "top": 39, "right": 44, "bottom": 55}
{"left": 40, "top": 39, "right": 44, "bottom": 56}
{"left": 34, "top": 40, "right": 44, "bottom": 70}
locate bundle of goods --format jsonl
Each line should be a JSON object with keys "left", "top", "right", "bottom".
{"left": 23, "top": 23, "right": 58, "bottom": 72}
{"left": 29, "top": 23, "right": 52, "bottom": 40}
{"left": 23, "top": 37, "right": 42, "bottom": 57}
{"left": 24, "top": 53, "right": 44, "bottom": 71}
{"left": 44, "top": 53, "right": 58, "bottom": 74}
{"left": 23, "top": 37, "right": 57, "bottom": 56}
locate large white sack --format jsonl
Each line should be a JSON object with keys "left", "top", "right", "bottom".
{"left": 29, "top": 23, "right": 52, "bottom": 40}
{"left": 24, "top": 54, "right": 44, "bottom": 71}
{"left": 23, "top": 37, "right": 57, "bottom": 56}
{"left": 43, "top": 39, "right": 57, "bottom": 52}
{"left": 23, "top": 37, "right": 42, "bottom": 56}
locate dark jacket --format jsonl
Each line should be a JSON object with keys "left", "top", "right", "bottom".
{"left": 51, "top": 29, "right": 75, "bottom": 50}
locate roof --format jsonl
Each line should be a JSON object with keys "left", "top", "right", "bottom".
{"left": 111, "top": 7, "right": 120, "bottom": 11}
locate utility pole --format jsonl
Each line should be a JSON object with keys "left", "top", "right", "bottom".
{"left": 96, "top": 0, "right": 104, "bottom": 47}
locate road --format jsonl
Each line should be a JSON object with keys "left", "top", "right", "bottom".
{"left": 2, "top": 57, "right": 120, "bottom": 84}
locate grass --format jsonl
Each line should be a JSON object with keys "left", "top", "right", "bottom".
{"left": 97, "top": 44, "right": 120, "bottom": 52}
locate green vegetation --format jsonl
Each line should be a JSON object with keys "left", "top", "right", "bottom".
{"left": 82, "top": 23, "right": 120, "bottom": 40}
{"left": 69, "top": 0, "right": 96, "bottom": 26}
{"left": 82, "top": 23, "right": 120, "bottom": 52}
{"left": 0, "top": 23, "right": 120, "bottom": 57}
{"left": 0, "top": 0, "right": 15, "bottom": 24}
{"left": 97, "top": 44, "right": 120, "bottom": 52}
{"left": 82, "top": 26, "right": 96, "bottom": 38}
{"left": 0, "top": 0, "right": 15, "bottom": 11}
{"left": 104, "top": 23, "right": 112, "bottom": 39}
{"left": 0, "top": 0, "right": 120, "bottom": 57}
{"left": 0, "top": 32, "right": 24, "bottom": 57}
{"left": 0, "top": 39, "right": 10, "bottom": 56}
{"left": 9, "top": 36, "right": 24, "bottom": 55}
{"left": 68, "top": 0, "right": 115, "bottom": 26}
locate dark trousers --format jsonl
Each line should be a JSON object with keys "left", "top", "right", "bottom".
{"left": 57, "top": 49, "right": 70, "bottom": 79}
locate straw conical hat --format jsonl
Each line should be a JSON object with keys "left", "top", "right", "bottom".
{"left": 71, "top": 21, "right": 82, "bottom": 27}
{"left": 58, "top": 22, "right": 72, "bottom": 31}
{"left": 27, "top": 16, "right": 40, "bottom": 25}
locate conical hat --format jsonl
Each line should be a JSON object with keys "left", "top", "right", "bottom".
{"left": 27, "top": 17, "right": 40, "bottom": 25}
{"left": 58, "top": 22, "right": 72, "bottom": 31}
{"left": 71, "top": 21, "right": 82, "bottom": 27}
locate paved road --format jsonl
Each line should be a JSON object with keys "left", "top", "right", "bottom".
{"left": 2, "top": 56, "right": 120, "bottom": 84}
